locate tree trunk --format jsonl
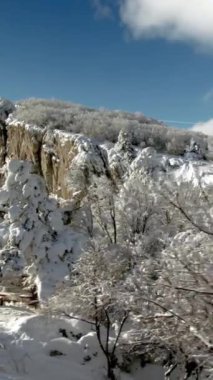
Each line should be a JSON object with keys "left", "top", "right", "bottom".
{"left": 107, "top": 358, "right": 116, "bottom": 380}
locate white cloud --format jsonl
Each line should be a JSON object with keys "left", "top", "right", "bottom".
{"left": 91, "top": 0, "right": 112, "bottom": 19}
{"left": 191, "top": 119, "right": 213, "bottom": 135}
{"left": 119, "top": 0, "right": 213, "bottom": 47}
{"left": 203, "top": 89, "right": 213, "bottom": 103}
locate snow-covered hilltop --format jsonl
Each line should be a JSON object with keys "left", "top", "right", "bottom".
{"left": 0, "top": 98, "right": 212, "bottom": 380}
{"left": 0, "top": 98, "right": 212, "bottom": 197}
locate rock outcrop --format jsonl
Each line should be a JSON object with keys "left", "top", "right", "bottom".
{"left": 0, "top": 98, "right": 211, "bottom": 201}
{"left": 2, "top": 118, "right": 213, "bottom": 199}
{"left": 7, "top": 122, "right": 44, "bottom": 170}
{"left": 6, "top": 120, "right": 109, "bottom": 199}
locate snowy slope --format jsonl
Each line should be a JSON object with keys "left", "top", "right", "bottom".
{"left": 0, "top": 99, "right": 212, "bottom": 380}
{"left": 0, "top": 154, "right": 211, "bottom": 379}
{"left": 0, "top": 306, "right": 164, "bottom": 380}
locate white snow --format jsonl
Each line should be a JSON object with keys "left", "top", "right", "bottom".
{"left": 0, "top": 131, "right": 211, "bottom": 380}
{"left": 0, "top": 160, "right": 88, "bottom": 303}
{"left": 174, "top": 161, "right": 213, "bottom": 186}
{"left": 0, "top": 307, "right": 165, "bottom": 380}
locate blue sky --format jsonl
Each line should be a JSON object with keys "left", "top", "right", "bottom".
{"left": 1, "top": 0, "right": 213, "bottom": 131}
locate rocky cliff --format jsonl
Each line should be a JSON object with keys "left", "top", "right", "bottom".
{"left": 4, "top": 120, "right": 108, "bottom": 199}
{"left": 0, "top": 98, "right": 212, "bottom": 202}
{"left": 0, "top": 98, "right": 212, "bottom": 380}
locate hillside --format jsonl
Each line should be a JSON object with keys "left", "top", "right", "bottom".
{"left": 0, "top": 98, "right": 212, "bottom": 380}
{"left": 8, "top": 98, "right": 212, "bottom": 154}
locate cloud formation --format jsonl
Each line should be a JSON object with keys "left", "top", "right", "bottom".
{"left": 191, "top": 119, "right": 213, "bottom": 136}
{"left": 91, "top": 0, "right": 112, "bottom": 19}
{"left": 119, "top": 0, "right": 213, "bottom": 47}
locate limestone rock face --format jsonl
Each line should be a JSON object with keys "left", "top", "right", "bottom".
{"left": 2, "top": 112, "right": 212, "bottom": 201}
{"left": 0, "top": 122, "right": 7, "bottom": 167}
{"left": 7, "top": 121, "right": 44, "bottom": 172}
{"left": 41, "top": 130, "right": 109, "bottom": 199}
{"left": 6, "top": 121, "right": 109, "bottom": 199}
{"left": 41, "top": 129, "right": 77, "bottom": 199}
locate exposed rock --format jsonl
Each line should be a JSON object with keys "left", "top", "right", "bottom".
{"left": 7, "top": 121, "right": 44, "bottom": 172}
{"left": 4, "top": 118, "right": 213, "bottom": 202}
{"left": 0, "top": 103, "right": 211, "bottom": 202}
{"left": 41, "top": 130, "right": 109, "bottom": 199}
{"left": 6, "top": 121, "right": 109, "bottom": 199}
{"left": 0, "top": 122, "right": 7, "bottom": 167}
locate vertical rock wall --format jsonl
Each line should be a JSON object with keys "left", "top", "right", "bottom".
{"left": 4, "top": 121, "right": 108, "bottom": 199}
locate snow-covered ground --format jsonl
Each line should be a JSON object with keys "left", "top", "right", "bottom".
{"left": 0, "top": 119, "right": 212, "bottom": 379}
{"left": 0, "top": 306, "right": 164, "bottom": 380}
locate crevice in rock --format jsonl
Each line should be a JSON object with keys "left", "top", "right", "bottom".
{"left": 0, "top": 122, "right": 8, "bottom": 165}
{"left": 2, "top": 122, "right": 8, "bottom": 163}
{"left": 37, "top": 132, "right": 44, "bottom": 175}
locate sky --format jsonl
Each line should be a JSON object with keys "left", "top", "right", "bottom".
{"left": 1, "top": 0, "right": 213, "bottom": 133}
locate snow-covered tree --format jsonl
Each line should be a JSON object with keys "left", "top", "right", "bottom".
{"left": 49, "top": 171, "right": 176, "bottom": 378}
{"left": 122, "top": 174, "right": 213, "bottom": 378}
{"left": 52, "top": 166, "right": 213, "bottom": 379}
{"left": 0, "top": 160, "right": 86, "bottom": 302}
{"left": 49, "top": 240, "right": 131, "bottom": 380}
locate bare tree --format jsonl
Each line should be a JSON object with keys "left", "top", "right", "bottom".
{"left": 49, "top": 241, "right": 131, "bottom": 379}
